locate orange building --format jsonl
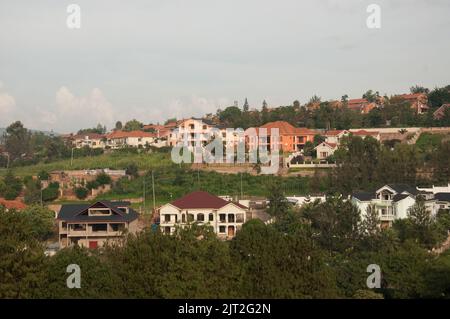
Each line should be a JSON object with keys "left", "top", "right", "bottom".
{"left": 246, "top": 121, "right": 317, "bottom": 153}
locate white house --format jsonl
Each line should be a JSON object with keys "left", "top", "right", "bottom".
{"left": 352, "top": 184, "right": 419, "bottom": 227}
{"left": 286, "top": 195, "right": 326, "bottom": 207}
{"left": 425, "top": 193, "right": 450, "bottom": 216}
{"left": 72, "top": 133, "right": 105, "bottom": 149}
{"left": 323, "top": 130, "right": 349, "bottom": 145}
{"left": 158, "top": 191, "right": 247, "bottom": 239}
{"left": 315, "top": 142, "right": 338, "bottom": 160}
{"left": 105, "top": 130, "right": 156, "bottom": 149}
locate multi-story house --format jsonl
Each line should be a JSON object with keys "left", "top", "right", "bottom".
{"left": 245, "top": 121, "right": 317, "bottom": 153}
{"left": 57, "top": 200, "right": 139, "bottom": 248}
{"left": 69, "top": 133, "right": 106, "bottom": 149}
{"left": 347, "top": 98, "right": 379, "bottom": 114}
{"left": 105, "top": 130, "right": 156, "bottom": 149}
{"left": 394, "top": 93, "right": 429, "bottom": 114}
{"left": 169, "top": 118, "right": 218, "bottom": 150}
{"left": 352, "top": 184, "right": 419, "bottom": 227}
{"left": 158, "top": 191, "right": 247, "bottom": 239}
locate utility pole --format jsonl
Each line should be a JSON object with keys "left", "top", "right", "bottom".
{"left": 240, "top": 172, "right": 243, "bottom": 198}
{"left": 152, "top": 170, "right": 156, "bottom": 212}
{"left": 70, "top": 148, "right": 75, "bottom": 167}
{"left": 143, "top": 177, "right": 146, "bottom": 214}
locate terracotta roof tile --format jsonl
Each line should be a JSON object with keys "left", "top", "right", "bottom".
{"left": 170, "top": 191, "right": 247, "bottom": 209}
{"left": 0, "top": 198, "right": 27, "bottom": 210}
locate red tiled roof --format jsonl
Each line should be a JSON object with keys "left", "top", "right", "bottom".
{"left": 73, "top": 133, "right": 105, "bottom": 140}
{"left": 352, "top": 130, "right": 379, "bottom": 136}
{"left": 348, "top": 98, "right": 368, "bottom": 105}
{"left": 325, "top": 130, "right": 346, "bottom": 136}
{"left": 143, "top": 124, "right": 164, "bottom": 131}
{"left": 396, "top": 93, "right": 425, "bottom": 101}
{"left": 254, "top": 121, "right": 317, "bottom": 136}
{"left": 170, "top": 191, "right": 246, "bottom": 209}
{"left": 0, "top": 198, "right": 27, "bottom": 210}
{"left": 316, "top": 142, "right": 337, "bottom": 149}
{"left": 106, "top": 130, "right": 155, "bottom": 139}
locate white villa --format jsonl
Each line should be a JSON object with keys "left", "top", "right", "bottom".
{"left": 158, "top": 191, "right": 247, "bottom": 239}
{"left": 352, "top": 184, "right": 419, "bottom": 227}
{"left": 352, "top": 184, "right": 450, "bottom": 227}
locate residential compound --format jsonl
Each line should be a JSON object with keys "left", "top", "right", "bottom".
{"left": 245, "top": 121, "right": 316, "bottom": 153}
{"left": 105, "top": 130, "right": 156, "bottom": 149}
{"left": 158, "top": 191, "right": 247, "bottom": 239}
{"left": 57, "top": 201, "right": 139, "bottom": 248}
{"left": 169, "top": 118, "right": 244, "bottom": 151}
{"left": 352, "top": 184, "right": 450, "bottom": 227}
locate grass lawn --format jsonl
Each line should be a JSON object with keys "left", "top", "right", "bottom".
{"left": 0, "top": 152, "right": 175, "bottom": 177}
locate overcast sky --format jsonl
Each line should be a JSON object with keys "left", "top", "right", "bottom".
{"left": 0, "top": 0, "right": 449, "bottom": 133}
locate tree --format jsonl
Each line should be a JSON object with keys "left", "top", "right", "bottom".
{"left": 410, "top": 85, "right": 429, "bottom": 94}
{"left": 243, "top": 98, "right": 249, "bottom": 112}
{"left": 266, "top": 181, "right": 290, "bottom": 217}
{"left": 123, "top": 119, "right": 143, "bottom": 131}
{"left": 75, "top": 187, "right": 89, "bottom": 200}
{"left": 38, "top": 170, "right": 50, "bottom": 181}
{"left": 231, "top": 219, "right": 338, "bottom": 298}
{"left": 362, "top": 90, "right": 379, "bottom": 103}
{"left": 115, "top": 121, "right": 123, "bottom": 131}
{"left": 96, "top": 173, "right": 112, "bottom": 186}
{"left": 4, "top": 121, "right": 31, "bottom": 160}
{"left": 125, "top": 163, "right": 139, "bottom": 178}
{"left": 0, "top": 171, "right": 22, "bottom": 200}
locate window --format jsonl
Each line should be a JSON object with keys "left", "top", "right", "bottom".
{"left": 188, "top": 214, "right": 195, "bottom": 222}
{"left": 92, "top": 224, "right": 107, "bottom": 232}
{"left": 321, "top": 152, "right": 328, "bottom": 158}
{"left": 228, "top": 214, "right": 235, "bottom": 223}
{"left": 164, "top": 214, "right": 171, "bottom": 222}
{"left": 236, "top": 214, "right": 244, "bottom": 223}
{"left": 88, "top": 208, "right": 112, "bottom": 216}
{"left": 111, "top": 223, "right": 125, "bottom": 232}
{"left": 197, "top": 213, "right": 205, "bottom": 222}
{"left": 164, "top": 226, "right": 171, "bottom": 234}
{"left": 203, "top": 125, "right": 207, "bottom": 130}
{"left": 209, "top": 213, "right": 214, "bottom": 222}
{"left": 219, "top": 214, "right": 226, "bottom": 223}
{"left": 219, "top": 226, "right": 226, "bottom": 233}
{"left": 189, "top": 124, "right": 195, "bottom": 130}
{"left": 182, "top": 214, "right": 186, "bottom": 223}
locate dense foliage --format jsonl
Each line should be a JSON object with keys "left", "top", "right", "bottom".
{"left": 1, "top": 198, "right": 449, "bottom": 299}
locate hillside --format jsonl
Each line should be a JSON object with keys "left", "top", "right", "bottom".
{"left": 0, "top": 152, "right": 174, "bottom": 177}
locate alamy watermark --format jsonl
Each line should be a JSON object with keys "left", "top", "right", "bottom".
{"left": 66, "top": 264, "right": 81, "bottom": 289}
{"left": 170, "top": 127, "right": 280, "bottom": 174}
{"left": 66, "top": 4, "right": 81, "bottom": 29}
{"left": 366, "top": 264, "right": 381, "bottom": 289}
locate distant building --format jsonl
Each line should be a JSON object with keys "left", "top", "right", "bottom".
{"left": 63, "top": 133, "right": 105, "bottom": 149}
{"left": 433, "top": 104, "right": 450, "bottom": 120}
{"left": 352, "top": 184, "right": 420, "bottom": 228}
{"left": 394, "top": 93, "right": 429, "bottom": 114}
{"left": 0, "top": 198, "right": 27, "bottom": 211}
{"left": 158, "top": 191, "right": 247, "bottom": 239}
{"left": 246, "top": 121, "right": 317, "bottom": 153}
{"left": 57, "top": 200, "right": 139, "bottom": 248}
{"left": 347, "top": 98, "right": 379, "bottom": 114}
{"left": 350, "top": 129, "right": 381, "bottom": 141}
{"left": 315, "top": 142, "right": 337, "bottom": 160}
{"left": 105, "top": 130, "right": 156, "bottom": 149}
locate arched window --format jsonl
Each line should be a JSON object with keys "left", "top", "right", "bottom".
{"left": 208, "top": 213, "right": 214, "bottom": 222}
{"left": 197, "top": 213, "right": 205, "bottom": 222}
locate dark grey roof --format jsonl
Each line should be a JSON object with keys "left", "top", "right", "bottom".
{"left": 57, "top": 201, "right": 138, "bottom": 223}
{"left": 387, "top": 184, "right": 418, "bottom": 195}
{"left": 393, "top": 194, "right": 410, "bottom": 202}
{"left": 434, "top": 193, "right": 450, "bottom": 202}
{"left": 353, "top": 192, "right": 374, "bottom": 201}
